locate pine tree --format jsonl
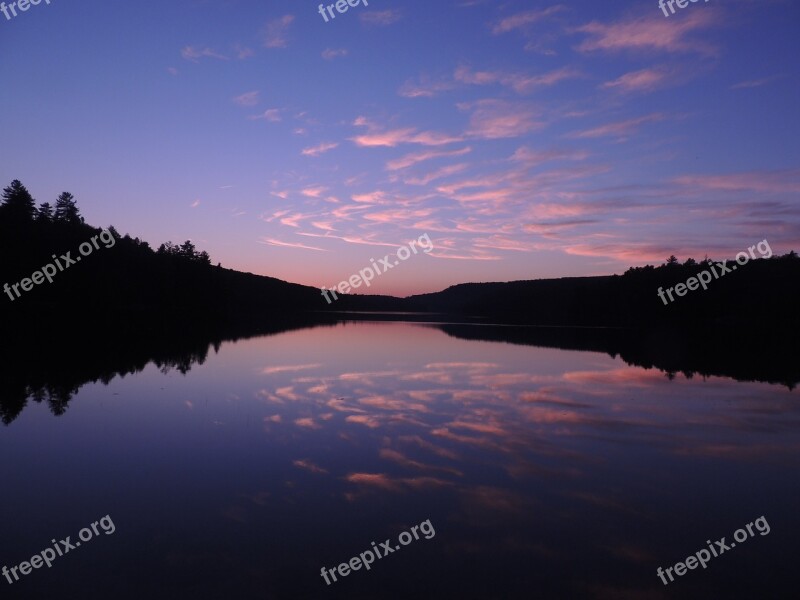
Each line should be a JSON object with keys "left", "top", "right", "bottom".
{"left": 36, "top": 202, "right": 54, "bottom": 223}
{"left": 0, "top": 180, "right": 36, "bottom": 222}
{"left": 54, "top": 192, "right": 82, "bottom": 225}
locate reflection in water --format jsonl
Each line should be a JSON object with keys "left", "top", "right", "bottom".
{"left": 2, "top": 318, "right": 797, "bottom": 425}
{"left": 2, "top": 321, "right": 798, "bottom": 599}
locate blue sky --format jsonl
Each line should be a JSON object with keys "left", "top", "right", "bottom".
{"left": 1, "top": 0, "right": 798, "bottom": 295}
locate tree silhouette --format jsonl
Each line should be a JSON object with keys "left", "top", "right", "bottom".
{"left": 180, "top": 240, "right": 196, "bottom": 259}
{"left": 54, "top": 192, "right": 83, "bottom": 225}
{"left": 157, "top": 239, "right": 211, "bottom": 264}
{"left": 666, "top": 255, "right": 679, "bottom": 266}
{"left": 36, "top": 202, "right": 54, "bottom": 223}
{"left": 0, "top": 179, "right": 36, "bottom": 222}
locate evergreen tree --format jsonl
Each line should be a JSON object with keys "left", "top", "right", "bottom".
{"left": 54, "top": 192, "right": 83, "bottom": 225}
{"left": 180, "top": 240, "right": 196, "bottom": 260}
{"left": 0, "top": 179, "right": 36, "bottom": 222}
{"left": 36, "top": 202, "right": 54, "bottom": 223}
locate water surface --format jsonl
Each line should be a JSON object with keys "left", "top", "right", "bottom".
{"left": 1, "top": 321, "right": 797, "bottom": 599}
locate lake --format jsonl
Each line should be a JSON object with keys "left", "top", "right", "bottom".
{"left": 1, "top": 320, "right": 797, "bottom": 599}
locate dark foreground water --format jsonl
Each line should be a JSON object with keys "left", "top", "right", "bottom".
{"left": 1, "top": 321, "right": 797, "bottom": 599}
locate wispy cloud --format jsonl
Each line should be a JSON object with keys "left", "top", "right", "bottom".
{"left": 351, "top": 117, "right": 462, "bottom": 147}
{"left": 510, "top": 146, "right": 589, "bottom": 166}
{"left": 600, "top": 67, "right": 672, "bottom": 94}
{"left": 279, "top": 213, "right": 309, "bottom": 228}
{"left": 233, "top": 44, "right": 254, "bottom": 60}
{"left": 233, "top": 91, "right": 260, "bottom": 107}
{"left": 404, "top": 164, "right": 469, "bottom": 186}
{"left": 322, "top": 48, "right": 348, "bottom": 60}
{"left": 386, "top": 146, "right": 472, "bottom": 171}
{"left": 360, "top": 9, "right": 402, "bottom": 26}
{"left": 248, "top": 109, "right": 282, "bottom": 122}
{"left": 455, "top": 65, "right": 581, "bottom": 93}
{"left": 674, "top": 169, "right": 800, "bottom": 194}
{"left": 262, "top": 364, "right": 321, "bottom": 374}
{"left": 575, "top": 11, "right": 718, "bottom": 56}
{"left": 259, "top": 238, "right": 328, "bottom": 252}
{"left": 301, "top": 186, "right": 328, "bottom": 198}
{"left": 568, "top": 113, "right": 665, "bottom": 139}
{"left": 459, "top": 99, "right": 544, "bottom": 139}
{"left": 293, "top": 459, "right": 328, "bottom": 474}
{"left": 401, "top": 65, "right": 579, "bottom": 98}
{"left": 181, "top": 46, "right": 228, "bottom": 62}
{"left": 398, "top": 74, "right": 456, "bottom": 98}
{"left": 731, "top": 75, "right": 783, "bottom": 90}
{"left": 302, "top": 142, "right": 339, "bottom": 157}
{"left": 491, "top": 6, "right": 566, "bottom": 35}
{"left": 262, "top": 15, "right": 295, "bottom": 48}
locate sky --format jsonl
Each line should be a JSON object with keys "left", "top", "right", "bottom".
{"left": 1, "top": 0, "right": 798, "bottom": 296}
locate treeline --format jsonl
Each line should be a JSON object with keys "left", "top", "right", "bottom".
{"left": 406, "top": 251, "right": 800, "bottom": 331}
{"left": 0, "top": 180, "right": 330, "bottom": 339}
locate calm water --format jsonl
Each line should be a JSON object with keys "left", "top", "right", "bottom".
{"left": 1, "top": 321, "right": 797, "bottom": 599}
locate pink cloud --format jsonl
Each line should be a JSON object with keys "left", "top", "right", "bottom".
{"left": 600, "top": 67, "right": 672, "bottom": 94}
{"left": 262, "top": 15, "right": 295, "bottom": 48}
{"left": 404, "top": 164, "right": 468, "bottom": 186}
{"left": 510, "top": 147, "right": 589, "bottom": 165}
{"left": 673, "top": 169, "right": 800, "bottom": 194}
{"left": 491, "top": 6, "right": 566, "bottom": 35}
{"left": 301, "top": 142, "right": 339, "bottom": 157}
{"left": 345, "top": 415, "right": 382, "bottom": 428}
{"left": 363, "top": 208, "right": 436, "bottom": 224}
{"left": 350, "top": 118, "right": 462, "bottom": 147}
{"left": 233, "top": 91, "right": 260, "bottom": 107}
{"left": 575, "top": 10, "right": 718, "bottom": 56}
{"left": 455, "top": 65, "right": 581, "bottom": 93}
{"left": 278, "top": 213, "right": 309, "bottom": 228}
{"left": 258, "top": 238, "right": 328, "bottom": 252}
{"left": 321, "top": 48, "right": 348, "bottom": 60}
{"left": 351, "top": 190, "right": 390, "bottom": 204}
{"left": 564, "top": 243, "right": 682, "bottom": 263}
{"left": 233, "top": 44, "right": 254, "bottom": 60}
{"left": 292, "top": 459, "right": 328, "bottom": 474}
{"left": 568, "top": 113, "right": 665, "bottom": 139}
{"left": 248, "top": 109, "right": 282, "bottom": 122}
{"left": 262, "top": 364, "right": 321, "bottom": 374}
{"left": 459, "top": 99, "right": 544, "bottom": 139}
{"left": 300, "top": 186, "right": 328, "bottom": 198}
{"left": 386, "top": 146, "right": 472, "bottom": 171}
{"left": 398, "top": 74, "right": 455, "bottom": 98}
